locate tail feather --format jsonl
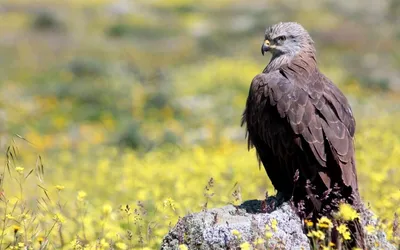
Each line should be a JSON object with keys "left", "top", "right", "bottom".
{"left": 350, "top": 218, "right": 366, "bottom": 249}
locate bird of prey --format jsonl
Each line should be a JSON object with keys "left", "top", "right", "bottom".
{"left": 241, "top": 22, "right": 364, "bottom": 247}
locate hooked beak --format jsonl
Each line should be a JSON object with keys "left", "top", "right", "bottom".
{"left": 261, "top": 40, "right": 270, "bottom": 56}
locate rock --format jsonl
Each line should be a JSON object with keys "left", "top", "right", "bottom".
{"left": 161, "top": 200, "right": 396, "bottom": 250}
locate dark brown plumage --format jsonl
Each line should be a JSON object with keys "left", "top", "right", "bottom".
{"left": 241, "top": 22, "right": 364, "bottom": 248}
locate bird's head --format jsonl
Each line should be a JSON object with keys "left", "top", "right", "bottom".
{"left": 261, "top": 22, "right": 315, "bottom": 57}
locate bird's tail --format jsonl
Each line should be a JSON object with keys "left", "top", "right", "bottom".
{"left": 348, "top": 218, "right": 366, "bottom": 249}
{"left": 350, "top": 192, "right": 366, "bottom": 249}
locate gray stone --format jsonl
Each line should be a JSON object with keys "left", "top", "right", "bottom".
{"left": 161, "top": 200, "right": 396, "bottom": 250}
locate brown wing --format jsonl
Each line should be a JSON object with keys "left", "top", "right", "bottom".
{"left": 247, "top": 69, "right": 357, "bottom": 190}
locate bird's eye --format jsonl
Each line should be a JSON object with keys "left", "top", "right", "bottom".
{"left": 274, "top": 36, "right": 286, "bottom": 44}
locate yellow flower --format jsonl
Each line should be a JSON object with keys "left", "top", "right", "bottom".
{"left": 12, "top": 225, "right": 20, "bottom": 233}
{"left": 37, "top": 236, "right": 44, "bottom": 244}
{"left": 53, "top": 212, "right": 66, "bottom": 224}
{"left": 365, "top": 224, "right": 375, "bottom": 234}
{"left": 337, "top": 224, "right": 351, "bottom": 240}
{"left": 239, "top": 242, "right": 251, "bottom": 250}
{"left": 307, "top": 230, "right": 325, "bottom": 240}
{"left": 304, "top": 219, "right": 313, "bottom": 227}
{"left": 17, "top": 242, "right": 24, "bottom": 248}
{"left": 338, "top": 203, "right": 359, "bottom": 221}
{"left": 315, "top": 230, "right": 325, "bottom": 240}
{"left": 253, "top": 237, "right": 265, "bottom": 245}
{"left": 271, "top": 218, "right": 278, "bottom": 231}
{"left": 15, "top": 167, "right": 24, "bottom": 174}
{"left": 77, "top": 191, "right": 87, "bottom": 201}
{"left": 99, "top": 238, "right": 109, "bottom": 247}
{"left": 163, "top": 198, "right": 176, "bottom": 211}
{"left": 231, "top": 229, "right": 241, "bottom": 237}
{"left": 102, "top": 204, "right": 112, "bottom": 215}
{"left": 317, "top": 216, "right": 333, "bottom": 229}
{"left": 55, "top": 185, "right": 65, "bottom": 191}
{"left": 9, "top": 197, "right": 18, "bottom": 205}
{"left": 115, "top": 242, "right": 127, "bottom": 249}
{"left": 179, "top": 244, "right": 188, "bottom": 250}
{"left": 6, "top": 214, "right": 15, "bottom": 220}
{"left": 265, "top": 231, "right": 273, "bottom": 239}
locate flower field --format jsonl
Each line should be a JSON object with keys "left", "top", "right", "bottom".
{"left": 2, "top": 114, "right": 400, "bottom": 249}
{"left": 1, "top": 0, "right": 400, "bottom": 249}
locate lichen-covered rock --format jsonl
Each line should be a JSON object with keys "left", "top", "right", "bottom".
{"left": 161, "top": 200, "right": 395, "bottom": 250}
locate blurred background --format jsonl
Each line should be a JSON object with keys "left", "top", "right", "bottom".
{"left": 1, "top": 0, "right": 400, "bottom": 152}
{"left": 0, "top": 0, "right": 400, "bottom": 249}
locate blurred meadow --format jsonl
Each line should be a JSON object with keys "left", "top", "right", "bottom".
{"left": 0, "top": 0, "right": 400, "bottom": 249}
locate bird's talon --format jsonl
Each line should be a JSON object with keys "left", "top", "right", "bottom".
{"left": 263, "top": 193, "right": 285, "bottom": 213}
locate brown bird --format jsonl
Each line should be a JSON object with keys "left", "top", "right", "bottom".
{"left": 241, "top": 22, "right": 365, "bottom": 248}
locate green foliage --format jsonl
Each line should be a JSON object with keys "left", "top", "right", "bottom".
{"left": 115, "top": 120, "right": 152, "bottom": 150}
{"left": 31, "top": 11, "right": 65, "bottom": 32}
{"left": 68, "top": 58, "right": 107, "bottom": 78}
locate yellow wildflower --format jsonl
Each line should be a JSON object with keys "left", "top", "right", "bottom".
{"left": 53, "top": 212, "right": 66, "bottom": 224}
{"left": 304, "top": 219, "right": 313, "bottom": 227}
{"left": 365, "top": 224, "right": 375, "bottom": 234}
{"left": 163, "top": 197, "right": 176, "bottom": 211}
{"left": 315, "top": 230, "right": 325, "bottom": 240}
{"left": 239, "top": 242, "right": 251, "bottom": 250}
{"left": 77, "top": 191, "right": 87, "bottom": 201}
{"left": 102, "top": 204, "right": 112, "bottom": 215}
{"left": 99, "top": 239, "right": 109, "bottom": 248}
{"left": 231, "top": 229, "right": 241, "bottom": 237}
{"left": 253, "top": 237, "right": 265, "bottom": 245}
{"left": 9, "top": 197, "right": 18, "bottom": 205}
{"left": 12, "top": 225, "right": 20, "bottom": 233}
{"left": 271, "top": 218, "right": 278, "bottom": 231}
{"left": 15, "top": 167, "right": 24, "bottom": 174}
{"left": 115, "top": 242, "right": 127, "bottom": 249}
{"left": 6, "top": 214, "right": 14, "bottom": 220}
{"left": 265, "top": 231, "right": 273, "bottom": 239}
{"left": 317, "top": 216, "right": 333, "bottom": 229}
{"left": 179, "top": 244, "right": 188, "bottom": 250}
{"left": 337, "top": 224, "right": 351, "bottom": 240}
{"left": 37, "top": 236, "right": 44, "bottom": 244}
{"left": 307, "top": 230, "right": 325, "bottom": 240}
{"left": 338, "top": 203, "right": 359, "bottom": 221}
{"left": 55, "top": 185, "right": 65, "bottom": 191}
